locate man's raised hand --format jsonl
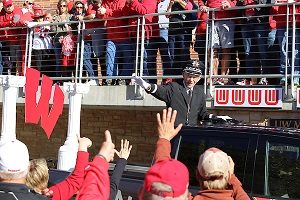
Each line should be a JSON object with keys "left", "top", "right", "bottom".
{"left": 157, "top": 108, "right": 183, "bottom": 141}
{"left": 115, "top": 139, "right": 132, "bottom": 160}
{"left": 98, "top": 130, "right": 115, "bottom": 162}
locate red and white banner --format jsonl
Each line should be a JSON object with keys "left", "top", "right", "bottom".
{"left": 214, "top": 87, "right": 283, "bottom": 108}
{"left": 297, "top": 87, "right": 300, "bottom": 108}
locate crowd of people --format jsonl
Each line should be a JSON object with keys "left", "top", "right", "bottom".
{"left": 0, "top": 0, "right": 299, "bottom": 86}
{"left": 0, "top": 107, "right": 250, "bottom": 200}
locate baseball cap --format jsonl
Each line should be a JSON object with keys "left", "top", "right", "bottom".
{"left": 197, "top": 147, "right": 230, "bottom": 180}
{"left": 2, "top": 0, "right": 12, "bottom": 7}
{"left": 143, "top": 159, "right": 189, "bottom": 198}
{"left": 0, "top": 139, "right": 30, "bottom": 173}
{"left": 182, "top": 60, "right": 203, "bottom": 76}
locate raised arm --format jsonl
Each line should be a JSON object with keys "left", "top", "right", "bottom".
{"left": 110, "top": 139, "right": 132, "bottom": 200}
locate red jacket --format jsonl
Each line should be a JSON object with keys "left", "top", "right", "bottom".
{"left": 50, "top": 151, "right": 89, "bottom": 200}
{"left": 198, "top": 0, "right": 236, "bottom": 19}
{"left": 0, "top": 6, "right": 26, "bottom": 45}
{"left": 75, "top": 156, "right": 110, "bottom": 200}
{"left": 154, "top": 139, "right": 250, "bottom": 200}
{"left": 101, "top": 0, "right": 129, "bottom": 42}
{"left": 123, "top": 0, "right": 157, "bottom": 40}
{"left": 196, "top": 11, "right": 208, "bottom": 35}
{"left": 269, "top": 1, "right": 300, "bottom": 29}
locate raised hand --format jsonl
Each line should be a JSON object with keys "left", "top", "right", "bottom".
{"left": 78, "top": 137, "right": 92, "bottom": 152}
{"left": 156, "top": 107, "right": 183, "bottom": 141}
{"left": 115, "top": 139, "right": 132, "bottom": 160}
{"left": 98, "top": 130, "right": 115, "bottom": 162}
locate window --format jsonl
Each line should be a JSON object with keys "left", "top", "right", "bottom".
{"left": 176, "top": 129, "right": 257, "bottom": 193}
{"left": 266, "top": 142, "right": 300, "bottom": 199}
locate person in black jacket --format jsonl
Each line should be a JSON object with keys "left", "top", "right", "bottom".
{"left": 0, "top": 139, "right": 48, "bottom": 200}
{"left": 133, "top": 60, "right": 213, "bottom": 126}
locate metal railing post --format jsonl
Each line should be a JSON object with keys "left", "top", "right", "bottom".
{"left": 75, "top": 21, "right": 82, "bottom": 84}
{"left": 209, "top": 10, "right": 215, "bottom": 98}
{"left": 27, "top": 28, "right": 34, "bottom": 70}
{"left": 79, "top": 22, "right": 85, "bottom": 84}
{"left": 23, "top": 28, "right": 29, "bottom": 75}
{"left": 204, "top": 10, "right": 210, "bottom": 96}
{"left": 284, "top": 3, "right": 289, "bottom": 97}
{"left": 135, "top": 17, "right": 141, "bottom": 77}
{"left": 140, "top": 16, "right": 146, "bottom": 78}
{"left": 291, "top": 2, "right": 296, "bottom": 98}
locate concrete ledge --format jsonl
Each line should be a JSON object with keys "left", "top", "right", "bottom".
{"left": 5, "top": 85, "right": 297, "bottom": 110}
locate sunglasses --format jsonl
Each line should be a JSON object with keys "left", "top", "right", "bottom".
{"left": 5, "top": 4, "right": 12, "bottom": 7}
{"left": 59, "top": 4, "right": 67, "bottom": 7}
{"left": 26, "top": 1, "right": 33, "bottom": 5}
{"left": 76, "top": 6, "right": 83, "bottom": 8}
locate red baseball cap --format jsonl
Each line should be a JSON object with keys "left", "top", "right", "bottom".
{"left": 143, "top": 159, "right": 189, "bottom": 198}
{"left": 3, "top": 0, "right": 13, "bottom": 7}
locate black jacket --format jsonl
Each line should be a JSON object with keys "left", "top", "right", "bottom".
{"left": 0, "top": 182, "right": 49, "bottom": 200}
{"left": 148, "top": 81, "right": 210, "bottom": 126}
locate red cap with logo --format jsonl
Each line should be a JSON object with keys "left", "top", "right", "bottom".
{"left": 3, "top": 0, "right": 13, "bottom": 7}
{"left": 143, "top": 159, "right": 189, "bottom": 198}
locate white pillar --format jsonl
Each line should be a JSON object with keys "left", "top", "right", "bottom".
{"left": 57, "top": 83, "right": 89, "bottom": 171}
{"left": 0, "top": 76, "right": 25, "bottom": 141}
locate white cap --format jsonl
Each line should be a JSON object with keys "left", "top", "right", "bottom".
{"left": 197, "top": 147, "right": 230, "bottom": 179}
{"left": 0, "top": 140, "right": 29, "bottom": 173}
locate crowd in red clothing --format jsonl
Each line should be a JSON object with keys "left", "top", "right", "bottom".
{"left": 0, "top": 0, "right": 300, "bottom": 86}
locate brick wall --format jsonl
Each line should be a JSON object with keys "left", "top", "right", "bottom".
{"left": 5, "top": 105, "right": 300, "bottom": 167}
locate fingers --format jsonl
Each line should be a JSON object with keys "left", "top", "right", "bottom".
{"left": 170, "top": 109, "right": 177, "bottom": 124}
{"left": 105, "top": 130, "right": 112, "bottom": 143}
{"left": 156, "top": 112, "right": 162, "bottom": 127}
{"left": 166, "top": 107, "right": 172, "bottom": 123}
{"left": 175, "top": 123, "right": 183, "bottom": 133}
{"left": 128, "top": 144, "right": 132, "bottom": 153}
{"left": 162, "top": 108, "right": 167, "bottom": 125}
{"left": 121, "top": 139, "right": 124, "bottom": 150}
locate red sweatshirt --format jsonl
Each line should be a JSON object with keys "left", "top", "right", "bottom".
{"left": 0, "top": 6, "right": 25, "bottom": 45}
{"left": 75, "top": 156, "right": 110, "bottom": 200}
{"left": 123, "top": 0, "right": 157, "bottom": 40}
{"left": 154, "top": 138, "right": 250, "bottom": 200}
{"left": 100, "top": 0, "right": 129, "bottom": 42}
{"left": 269, "top": 1, "right": 300, "bottom": 30}
{"left": 49, "top": 151, "right": 89, "bottom": 200}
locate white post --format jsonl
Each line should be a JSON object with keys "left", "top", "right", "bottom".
{"left": 0, "top": 76, "right": 25, "bottom": 142}
{"left": 57, "top": 83, "right": 89, "bottom": 171}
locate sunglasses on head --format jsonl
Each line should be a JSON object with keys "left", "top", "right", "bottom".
{"left": 59, "top": 4, "right": 67, "bottom": 7}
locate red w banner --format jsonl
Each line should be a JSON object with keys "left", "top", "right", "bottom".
{"left": 214, "top": 87, "right": 283, "bottom": 108}
{"left": 25, "top": 68, "right": 64, "bottom": 138}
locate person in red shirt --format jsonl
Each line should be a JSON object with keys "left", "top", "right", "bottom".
{"left": 198, "top": 0, "right": 236, "bottom": 85}
{"left": 139, "top": 108, "right": 250, "bottom": 200}
{"left": 269, "top": 0, "right": 300, "bottom": 85}
{"left": 0, "top": 0, "right": 28, "bottom": 75}
{"left": 122, "top": 0, "right": 157, "bottom": 83}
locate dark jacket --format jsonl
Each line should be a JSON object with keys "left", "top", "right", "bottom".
{"left": 110, "top": 158, "right": 127, "bottom": 200}
{"left": 0, "top": 182, "right": 49, "bottom": 200}
{"left": 147, "top": 81, "right": 210, "bottom": 126}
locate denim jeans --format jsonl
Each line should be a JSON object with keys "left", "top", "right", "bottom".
{"left": 53, "top": 43, "right": 62, "bottom": 77}
{"left": 168, "top": 28, "right": 190, "bottom": 75}
{"left": 146, "top": 35, "right": 171, "bottom": 80}
{"left": 106, "top": 40, "right": 133, "bottom": 77}
{"left": 91, "top": 27, "right": 106, "bottom": 58}
{"left": 241, "top": 23, "right": 268, "bottom": 75}
{"left": 83, "top": 42, "right": 95, "bottom": 77}
{"left": 277, "top": 28, "right": 300, "bottom": 75}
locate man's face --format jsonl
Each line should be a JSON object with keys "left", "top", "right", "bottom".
{"left": 4, "top": 4, "right": 14, "bottom": 13}
{"left": 183, "top": 72, "right": 200, "bottom": 89}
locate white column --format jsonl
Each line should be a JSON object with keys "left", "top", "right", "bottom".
{"left": 0, "top": 76, "right": 25, "bottom": 141}
{"left": 57, "top": 83, "right": 89, "bottom": 171}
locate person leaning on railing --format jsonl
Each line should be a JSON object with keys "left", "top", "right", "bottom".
{"left": 52, "top": 0, "right": 72, "bottom": 78}
{"left": 269, "top": 0, "right": 300, "bottom": 86}
{"left": 97, "top": 0, "right": 134, "bottom": 86}
{"left": 122, "top": 0, "right": 157, "bottom": 85}
{"left": 198, "top": 0, "right": 237, "bottom": 85}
